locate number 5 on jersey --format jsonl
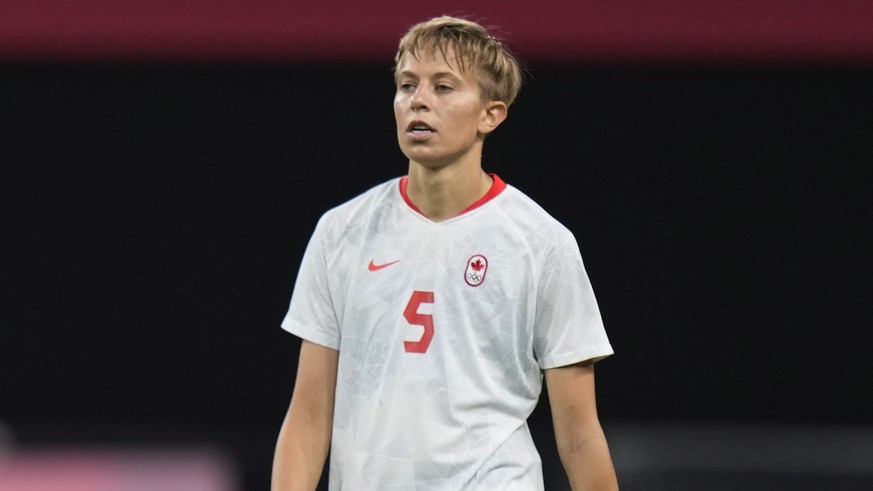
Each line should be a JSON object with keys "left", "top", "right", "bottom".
{"left": 403, "top": 290, "right": 434, "bottom": 353}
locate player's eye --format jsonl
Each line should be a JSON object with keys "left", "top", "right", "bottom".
{"left": 399, "top": 83, "right": 416, "bottom": 92}
{"left": 435, "top": 84, "right": 453, "bottom": 93}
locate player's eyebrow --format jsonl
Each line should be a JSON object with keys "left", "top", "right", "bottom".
{"left": 431, "top": 71, "right": 463, "bottom": 83}
{"left": 396, "top": 71, "right": 463, "bottom": 82}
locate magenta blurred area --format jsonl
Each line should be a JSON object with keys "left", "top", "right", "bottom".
{"left": 2, "top": 0, "right": 872, "bottom": 65}
{"left": 0, "top": 446, "right": 237, "bottom": 491}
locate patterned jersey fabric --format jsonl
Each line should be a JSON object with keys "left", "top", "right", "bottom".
{"left": 282, "top": 175, "right": 613, "bottom": 490}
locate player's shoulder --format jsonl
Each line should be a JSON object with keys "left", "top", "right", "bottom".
{"left": 314, "top": 177, "right": 399, "bottom": 233}
{"left": 498, "top": 184, "right": 577, "bottom": 242}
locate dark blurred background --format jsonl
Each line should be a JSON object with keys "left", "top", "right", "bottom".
{"left": 2, "top": 2, "right": 872, "bottom": 490}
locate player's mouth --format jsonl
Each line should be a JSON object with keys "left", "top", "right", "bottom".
{"left": 406, "top": 121, "right": 436, "bottom": 140}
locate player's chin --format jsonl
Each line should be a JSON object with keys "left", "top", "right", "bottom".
{"left": 402, "top": 146, "right": 442, "bottom": 165}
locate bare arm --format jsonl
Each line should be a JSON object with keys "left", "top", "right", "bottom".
{"left": 545, "top": 360, "right": 618, "bottom": 491}
{"left": 272, "top": 340, "right": 339, "bottom": 491}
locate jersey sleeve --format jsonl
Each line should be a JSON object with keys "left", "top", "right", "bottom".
{"left": 280, "top": 215, "right": 341, "bottom": 351}
{"left": 532, "top": 230, "right": 613, "bottom": 369}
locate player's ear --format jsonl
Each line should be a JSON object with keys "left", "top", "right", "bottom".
{"left": 479, "top": 101, "right": 508, "bottom": 136}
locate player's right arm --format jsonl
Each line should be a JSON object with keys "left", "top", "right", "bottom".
{"left": 272, "top": 340, "right": 339, "bottom": 491}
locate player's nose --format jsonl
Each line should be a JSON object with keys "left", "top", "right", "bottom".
{"left": 410, "top": 87, "right": 430, "bottom": 111}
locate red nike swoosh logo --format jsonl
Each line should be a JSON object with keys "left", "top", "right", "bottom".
{"left": 368, "top": 259, "right": 400, "bottom": 271}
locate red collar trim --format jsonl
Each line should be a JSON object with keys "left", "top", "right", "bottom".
{"left": 399, "top": 176, "right": 422, "bottom": 215}
{"left": 399, "top": 174, "right": 506, "bottom": 218}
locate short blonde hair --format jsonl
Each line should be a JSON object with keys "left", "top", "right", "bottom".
{"left": 394, "top": 16, "right": 523, "bottom": 107}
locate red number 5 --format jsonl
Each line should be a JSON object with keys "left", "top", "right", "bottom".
{"left": 403, "top": 290, "right": 434, "bottom": 353}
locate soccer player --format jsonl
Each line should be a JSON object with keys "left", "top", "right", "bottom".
{"left": 272, "top": 15, "right": 618, "bottom": 491}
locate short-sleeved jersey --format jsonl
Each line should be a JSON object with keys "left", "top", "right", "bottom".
{"left": 282, "top": 175, "right": 612, "bottom": 491}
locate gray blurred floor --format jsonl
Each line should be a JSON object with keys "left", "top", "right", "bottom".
{"left": 608, "top": 423, "right": 873, "bottom": 490}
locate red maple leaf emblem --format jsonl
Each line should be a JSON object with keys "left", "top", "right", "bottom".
{"left": 471, "top": 259, "right": 484, "bottom": 271}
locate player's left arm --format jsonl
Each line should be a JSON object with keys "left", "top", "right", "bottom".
{"left": 544, "top": 359, "right": 619, "bottom": 491}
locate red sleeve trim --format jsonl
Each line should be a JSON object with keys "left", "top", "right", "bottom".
{"left": 399, "top": 174, "right": 507, "bottom": 218}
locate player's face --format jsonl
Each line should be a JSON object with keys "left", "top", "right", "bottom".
{"left": 394, "top": 47, "right": 500, "bottom": 169}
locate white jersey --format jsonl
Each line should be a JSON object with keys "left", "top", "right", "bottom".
{"left": 282, "top": 175, "right": 612, "bottom": 490}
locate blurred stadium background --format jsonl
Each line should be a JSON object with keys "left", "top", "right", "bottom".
{"left": 2, "top": 1, "right": 872, "bottom": 489}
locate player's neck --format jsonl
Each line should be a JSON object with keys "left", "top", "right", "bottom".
{"left": 406, "top": 160, "right": 493, "bottom": 222}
